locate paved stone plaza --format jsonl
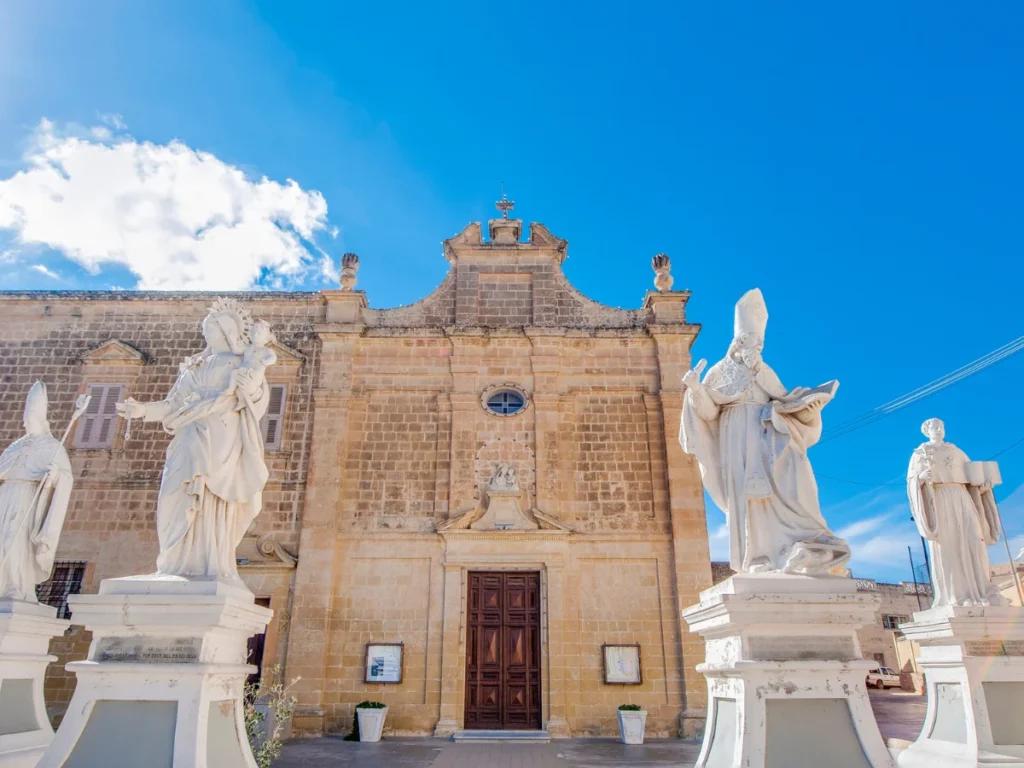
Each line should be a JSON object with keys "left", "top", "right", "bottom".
{"left": 275, "top": 690, "right": 928, "bottom": 767}
{"left": 275, "top": 737, "right": 702, "bottom": 768}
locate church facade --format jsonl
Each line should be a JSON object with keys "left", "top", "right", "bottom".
{"left": 0, "top": 211, "right": 712, "bottom": 738}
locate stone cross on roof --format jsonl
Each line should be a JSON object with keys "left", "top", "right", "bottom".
{"left": 495, "top": 184, "right": 515, "bottom": 219}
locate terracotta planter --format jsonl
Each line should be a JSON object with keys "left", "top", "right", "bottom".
{"left": 617, "top": 709, "right": 647, "bottom": 745}
{"left": 356, "top": 705, "right": 389, "bottom": 743}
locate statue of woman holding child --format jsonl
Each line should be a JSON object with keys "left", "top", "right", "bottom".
{"left": 116, "top": 299, "right": 277, "bottom": 581}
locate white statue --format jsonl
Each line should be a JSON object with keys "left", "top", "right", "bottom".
{"left": 0, "top": 382, "right": 78, "bottom": 601}
{"left": 115, "top": 299, "right": 276, "bottom": 581}
{"left": 908, "top": 418, "right": 1006, "bottom": 607}
{"left": 680, "top": 288, "right": 849, "bottom": 575}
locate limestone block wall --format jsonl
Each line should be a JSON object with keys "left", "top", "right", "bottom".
{"left": 855, "top": 580, "right": 932, "bottom": 677}
{"left": 317, "top": 535, "right": 687, "bottom": 738}
{"left": 322, "top": 536, "right": 444, "bottom": 734}
{"left": 1, "top": 219, "right": 714, "bottom": 738}
{"left": 0, "top": 292, "right": 321, "bottom": 720}
{"left": 566, "top": 539, "right": 685, "bottom": 737}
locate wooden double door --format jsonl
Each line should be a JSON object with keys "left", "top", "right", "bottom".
{"left": 464, "top": 571, "right": 542, "bottom": 730}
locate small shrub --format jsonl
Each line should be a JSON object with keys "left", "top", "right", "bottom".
{"left": 618, "top": 704, "right": 642, "bottom": 711}
{"left": 357, "top": 701, "right": 387, "bottom": 709}
{"left": 244, "top": 666, "right": 299, "bottom": 768}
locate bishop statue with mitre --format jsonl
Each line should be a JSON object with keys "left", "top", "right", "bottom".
{"left": 680, "top": 289, "right": 849, "bottom": 575}
{"left": 0, "top": 382, "right": 75, "bottom": 602}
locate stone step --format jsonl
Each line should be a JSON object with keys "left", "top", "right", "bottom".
{"left": 451, "top": 730, "right": 551, "bottom": 743}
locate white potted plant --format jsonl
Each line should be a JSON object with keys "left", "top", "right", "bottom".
{"left": 617, "top": 704, "right": 647, "bottom": 745}
{"left": 355, "top": 701, "right": 389, "bottom": 743}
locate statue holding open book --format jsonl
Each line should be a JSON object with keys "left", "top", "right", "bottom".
{"left": 908, "top": 418, "right": 1008, "bottom": 607}
{"left": 680, "top": 288, "right": 850, "bottom": 576}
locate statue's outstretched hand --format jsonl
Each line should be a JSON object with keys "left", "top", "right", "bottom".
{"left": 115, "top": 398, "right": 146, "bottom": 420}
{"left": 682, "top": 359, "right": 707, "bottom": 390}
{"left": 43, "top": 465, "right": 61, "bottom": 488}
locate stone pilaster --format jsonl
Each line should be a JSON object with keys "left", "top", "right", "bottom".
{"left": 285, "top": 319, "right": 361, "bottom": 735}
{"left": 648, "top": 322, "right": 711, "bottom": 737}
{"left": 433, "top": 564, "right": 464, "bottom": 737}
{"left": 556, "top": 393, "right": 577, "bottom": 522}
{"left": 544, "top": 564, "right": 571, "bottom": 738}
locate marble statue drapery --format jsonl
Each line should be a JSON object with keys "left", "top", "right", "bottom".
{"left": 680, "top": 288, "right": 849, "bottom": 576}
{"left": 117, "top": 300, "right": 274, "bottom": 580}
{"left": 908, "top": 419, "right": 1005, "bottom": 607}
{"left": 0, "top": 383, "right": 74, "bottom": 601}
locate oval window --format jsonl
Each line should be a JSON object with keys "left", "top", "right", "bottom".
{"left": 485, "top": 389, "right": 525, "bottom": 416}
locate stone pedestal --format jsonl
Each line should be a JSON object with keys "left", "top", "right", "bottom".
{"left": 897, "top": 605, "right": 1024, "bottom": 767}
{"left": 683, "top": 573, "right": 893, "bottom": 768}
{"left": 38, "top": 575, "right": 272, "bottom": 768}
{"left": 0, "top": 600, "right": 69, "bottom": 767}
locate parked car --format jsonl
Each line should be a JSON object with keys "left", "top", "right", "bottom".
{"left": 866, "top": 667, "right": 901, "bottom": 689}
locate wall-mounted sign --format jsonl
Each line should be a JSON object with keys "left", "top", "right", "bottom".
{"left": 602, "top": 643, "right": 642, "bottom": 685}
{"left": 365, "top": 642, "right": 404, "bottom": 684}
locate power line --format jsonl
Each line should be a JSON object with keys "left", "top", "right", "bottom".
{"left": 816, "top": 431, "right": 1024, "bottom": 489}
{"left": 819, "top": 334, "right": 1024, "bottom": 444}
{"left": 989, "top": 435, "right": 1024, "bottom": 461}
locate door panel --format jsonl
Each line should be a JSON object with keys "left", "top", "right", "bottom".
{"left": 464, "top": 572, "right": 542, "bottom": 730}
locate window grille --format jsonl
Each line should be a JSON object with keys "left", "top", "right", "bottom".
{"left": 75, "top": 384, "right": 124, "bottom": 449}
{"left": 486, "top": 390, "right": 525, "bottom": 416}
{"left": 259, "top": 384, "right": 287, "bottom": 450}
{"left": 882, "top": 614, "right": 909, "bottom": 630}
{"left": 36, "top": 561, "right": 87, "bottom": 620}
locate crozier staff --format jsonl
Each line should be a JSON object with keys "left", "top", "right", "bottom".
{"left": 0, "top": 382, "right": 77, "bottom": 601}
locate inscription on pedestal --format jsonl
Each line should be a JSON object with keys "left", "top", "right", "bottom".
{"left": 748, "top": 635, "right": 856, "bottom": 662}
{"left": 965, "top": 640, "right": 1024, "bottom": 657}
{"left": 95, "top": 637, "right": 201, "bottom": 663}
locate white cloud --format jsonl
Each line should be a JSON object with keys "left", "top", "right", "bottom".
{"left": 836, "top": 513, "right": 889, "bottom": 540}
{"left": 0, "top": 119, "right": 334, "bottom": 290}
{"left": 821, "top": 486, "right": 927, "bottom": 581}
{"left": 707, "top": 521, "right": 729, "bottom": 562}
{"left": 29, "top": 264, "right": 60, "bottom": 280}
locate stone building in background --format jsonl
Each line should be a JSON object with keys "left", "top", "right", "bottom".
{"left": 853, "top": 577, "right": 932, "bottom": 691}
{"left": 0, "top": 207, "right": 712, "bottom": 739}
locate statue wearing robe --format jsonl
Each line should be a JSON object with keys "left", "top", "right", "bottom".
{"left": 680, "top": 289, "right": 849, "bottom": 575}
{"left": 0, "top": 382, "right": 73, "bottom": 602}
{"left": 908, "top": 418, "right": 1005, "bottom": 607}
{"left": 117, "top": 300, "right": 275, "bottom": 581}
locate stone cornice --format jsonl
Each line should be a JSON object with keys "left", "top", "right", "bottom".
{"left": 645, "top": 323, "right": 702, "bottom": 337}
{"left": 312, "top": 323, "right": 366, "bottom": 338}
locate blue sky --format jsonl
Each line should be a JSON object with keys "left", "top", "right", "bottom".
{"left": 2, "top": 2, "right": 1022, "bottom": 582}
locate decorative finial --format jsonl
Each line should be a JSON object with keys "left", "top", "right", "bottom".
{"left": 495, "top": 182, "right": 515, "bottom": 220}
{"left": 652, "top": 253, "right": 673, "bottom": 292}
{"left": 341, "top": 252, "right": 360, "bottom": 290}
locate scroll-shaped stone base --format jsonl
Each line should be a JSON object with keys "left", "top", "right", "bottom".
{"left": 897, "top": 605, "right": 1024, "bottom": 767}
{"left": 682, "top": 574, "right": 894, "bottom": 768}
{"left": 0, "top": 600, "right": 69, "bottom": 767}
{"left": 38, "top": 575, "right": 271, "bottom": 768}
{"left": 470, "top": 488, "right": 537, "bottom": 531}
